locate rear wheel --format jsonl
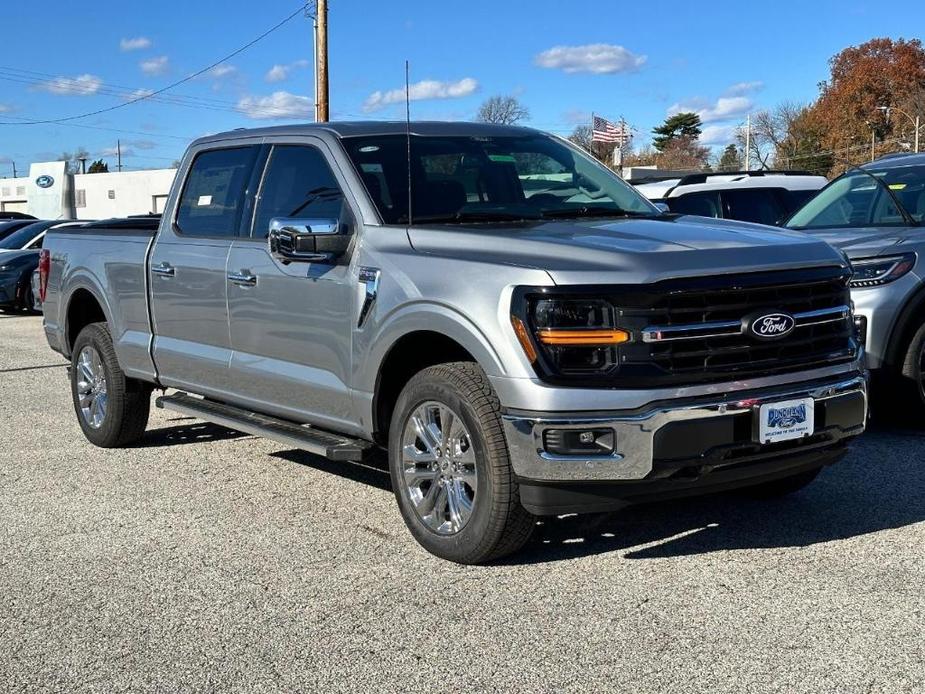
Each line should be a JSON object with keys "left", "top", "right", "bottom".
{"left": 70, "top": 322, "right": 152, "bottom": 447}
{"left": 388, "top": 362, "right": 534, "bottom": 564}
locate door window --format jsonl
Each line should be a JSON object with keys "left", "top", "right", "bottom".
{"left": 722, "top": 188, "right": 786, "bottom": 226}
{"left": 251, "top": 145, "right": 345, "bottom": 238}
{"left": 175, "top": 146, "right": 259, "bottom": 238}
{"left": 668, "top": 191, "right": 721, "bottom": 217}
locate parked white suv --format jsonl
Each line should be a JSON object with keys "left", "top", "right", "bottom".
{"left": 634, "top": 171, "right": 827, "bottom": 226}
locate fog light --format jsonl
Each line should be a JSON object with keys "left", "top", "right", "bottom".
{"left": 544, "top": 428, "right": 615, "bottom": 456}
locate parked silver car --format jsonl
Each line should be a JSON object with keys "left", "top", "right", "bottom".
{"left": 788, "top": 153, "right": 925, "bottom": 408}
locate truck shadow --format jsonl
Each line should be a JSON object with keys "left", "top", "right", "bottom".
{"left": 136, "top": 418, "right": 250, "bottom": 447}
{"left": 512, "top": 422, "right": 925, "bottom": 564}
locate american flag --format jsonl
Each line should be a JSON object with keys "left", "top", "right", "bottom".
{"left": 592, "top": 115, "right": 629, "bottom": 145}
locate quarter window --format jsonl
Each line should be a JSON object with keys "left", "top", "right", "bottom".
{"left": 176, "top": 146, "right": 260, "bottom": 238}
{"left": 252, "top": 145, "right": 345, "bottom": 238}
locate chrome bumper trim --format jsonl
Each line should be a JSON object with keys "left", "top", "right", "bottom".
{"left": 501, "top": 374, "right": 867, "bottom": 482}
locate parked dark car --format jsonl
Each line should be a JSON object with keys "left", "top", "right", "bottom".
{"left": 0, "top": 212, "right": 37, "bottom": 221}
{"left": 0, "top": 220, "right": 84, "bottom": 313}
{"left": 0, "top": 219, "right": 41, "bottom": 243}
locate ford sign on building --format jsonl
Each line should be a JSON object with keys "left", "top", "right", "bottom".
{"left": 35, "top": 175, "right": 55, "bottom": 189}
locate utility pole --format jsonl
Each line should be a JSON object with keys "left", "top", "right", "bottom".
{"left": 316, "top": 0, "right": 329, "bottom": 122}
{"left": 916, "top": 114, "right": 921, "bottom": 154}
{"left": 11, "top": 161, "right": 16, "bottom": 177}
{"left": 744, "top": 113, "right": 751, "bottom": 172}
{"left": 117, "top": 140, "right": 123, "bottom": 172}
{"left": 870, "top": 128, "right": 875, "bottom": 162}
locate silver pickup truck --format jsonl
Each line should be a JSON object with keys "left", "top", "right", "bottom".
{"left": 40, "top": 122, "right": 868, "bottom": 563}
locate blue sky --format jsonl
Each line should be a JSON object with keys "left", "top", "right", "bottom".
{"left": 1, "top": 0, "right": 922, "bottom": 173}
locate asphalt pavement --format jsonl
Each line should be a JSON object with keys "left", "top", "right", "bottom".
{"left": 1, "top": 313, "right": 923, "bottom": 693}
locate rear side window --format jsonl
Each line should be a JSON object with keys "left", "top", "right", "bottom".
{"left": 722, "top": 188, "right": 786, "bottom": 226}
{"left": 176, "top": 146, "right": 259, "bottom": 238}
{"left": 668, "top": 191, "right": 721, "bottom": 218}
{"left": 251, "top": 145, "right": 345, "bottom": 238}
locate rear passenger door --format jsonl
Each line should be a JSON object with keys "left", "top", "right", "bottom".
{"left": 149, "top": 144, "right": 262, "bottom": 396}
{"left": 667, "top": 191, "right": 722, "bottom": 218}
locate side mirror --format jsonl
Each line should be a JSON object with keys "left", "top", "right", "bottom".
{"left": 653, "top": 202, "right": 670, "bottom": 214}
{"left": 268, "top": 217, "right": 344, "bottom": 263}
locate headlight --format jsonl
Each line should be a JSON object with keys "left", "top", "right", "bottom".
{"left": 511, "top": 295, "right": 630, "bottom": 376}
{"left": 849, "top": 253, "right": 916, "bottom": 288}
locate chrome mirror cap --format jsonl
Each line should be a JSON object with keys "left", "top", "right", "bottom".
{"left": 268, "top": 217, "right": 339, "bottom": 263}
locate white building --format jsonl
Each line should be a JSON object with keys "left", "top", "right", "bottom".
{"left": 0, "top": 161, "right": 176, "bottom": 220}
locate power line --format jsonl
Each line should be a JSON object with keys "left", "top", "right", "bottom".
{"left": 1, "top": 1, "right": 315, "bottom": 126}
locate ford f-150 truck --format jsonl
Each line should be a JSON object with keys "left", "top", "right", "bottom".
{"left": 41, "top": 122, "right": 868, "bottom": 563}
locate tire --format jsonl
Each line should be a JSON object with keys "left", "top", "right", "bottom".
{"left": 21, "top": 282, "right": 34, "bottom": 314}
{"left": 738, "top": 467, "right": 822, "bottom": 499}
{"left": 897, "top": 321, "right": 925, "bottom": 415}
{"left": 70, "top": 322, "right": 152, "bottom": 448}
{"left": 388, "top": 362, "right": 534, "bottom": 564}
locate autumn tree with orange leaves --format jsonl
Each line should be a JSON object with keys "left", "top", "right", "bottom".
{"left": 804, "top": 38, "right": 925, "bottom": 173}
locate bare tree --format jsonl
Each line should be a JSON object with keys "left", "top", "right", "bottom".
{"left": 736, "top": 102, "right": 808, "bottom": 169}
{"left": 476, "top": 95, "right": 529, "bottom": 125}
{"left": 57, "top": 147, "right": 91, "bottom": 175}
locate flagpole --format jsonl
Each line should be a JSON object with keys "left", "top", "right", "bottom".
{"left": 590, "top": 111, "right": 595, "bottom": 159}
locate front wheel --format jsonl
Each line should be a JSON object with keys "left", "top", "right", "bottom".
{"left": 388, "top": 362, "right": 534, "bottom": 564}
{"left": 70, "top": 322, "right": 152, "bottom": 447}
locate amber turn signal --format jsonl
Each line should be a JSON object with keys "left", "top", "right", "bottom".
{"left": 510, "top": 316, "right": 538, "bottom": 363}
{"left": 536, "top": 329, "right": 631, "bottom": 346}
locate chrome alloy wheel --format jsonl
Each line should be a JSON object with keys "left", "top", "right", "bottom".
{"left": 401, "top": 400, "right": 478, "bottom": 535}
{"left": 76, "top": 346, "right": 108, "bottom": 429}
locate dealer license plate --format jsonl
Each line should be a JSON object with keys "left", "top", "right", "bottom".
{"left": 757, "top": 397, "right": 815, "bottom": 444}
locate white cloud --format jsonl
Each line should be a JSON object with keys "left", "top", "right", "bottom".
{"left": 140, "top": 56, "right": 169, "bottom": 76}
{"left": 562, "top": 109, "right": 592, "bottom": 126}
{"left": 265, "top": 59, "right": 310, "bottom": 83}
{"left": 725, "top": 81, "right": 764, "bottom": 96}
{"left": 120, "top": 36, "right": 152, "bottom": 52}
{"left": 363, "top": 77, "right": 478, "bottom": 112}
{"left": 36, "top": 74, "right": 103, "bottom": 96}
{"left": 699, "top": 124, "right": 737, "bottom": 146}
{"left": 209, "top": 64, "right": 237, "bottom": 79}
{"left": 0, "top": 103, "right": 12, "bottom": 113}
{"left": 124, "top": 88, "right": 154, "bottom": 101}
{"left": 535, "top": 44, "right": 646, "bottom": 74}
{"left": 669, "top": 95, "right": 753, "bottom": 123}
{"left": 236, "top": 91, "right": 314, "bottom": 120}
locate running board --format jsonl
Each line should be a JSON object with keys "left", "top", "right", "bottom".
{"left": 155, "top": 392, "right": 373, "bottom": 462}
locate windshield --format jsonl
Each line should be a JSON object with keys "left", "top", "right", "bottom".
{"left": 788, "top": 164, "right": 925, "bottom": 229}
{"left": 342, "top": 133, "right": 658, "bottom": 225}
{"left": 0, "top": 222, "right": 47, "bottom": 250}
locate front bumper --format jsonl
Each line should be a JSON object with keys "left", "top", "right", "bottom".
{"left": 502, "top": 373, "right": 867, "bottom": 513}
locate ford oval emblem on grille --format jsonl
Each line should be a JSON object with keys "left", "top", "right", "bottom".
{"left": 35, "top": 175, "right": 55, "bottom": 189}
{"left": 749, "top": 312, "right": 795, "bottom": 339}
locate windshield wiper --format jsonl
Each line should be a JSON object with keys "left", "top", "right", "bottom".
{"left": 540, "top": 206, "right": 652, "bottom": 219}
{"left": 847, "top": 166, "right": 918, "bottom": 226}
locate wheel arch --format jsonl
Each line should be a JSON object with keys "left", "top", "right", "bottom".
{"left": 63, "top": 284, "right": 111, "bottom": 356}
{"left": 365, "top": 305, "right": 508, "bottom": 444}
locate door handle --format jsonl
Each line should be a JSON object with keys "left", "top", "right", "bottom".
{"left": 151, "top": 262, "right": 175, "bottom": 277}
{"left": 227, "top": 272, "right": 257, "bottom": 287}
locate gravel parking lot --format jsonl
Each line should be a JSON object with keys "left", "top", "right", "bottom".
{"left": 1, "top": 313, "right": 923, "bottom": 693}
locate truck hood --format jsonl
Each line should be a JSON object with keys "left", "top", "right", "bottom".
{"left": 407, "top": 215, "right": 848, "bottom": 285}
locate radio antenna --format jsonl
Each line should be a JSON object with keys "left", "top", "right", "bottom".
{"left": 405, "top": 59, "right": 413, "bottom": 227}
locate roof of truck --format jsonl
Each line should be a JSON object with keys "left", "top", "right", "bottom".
{"left": 196, "top": 120, "right": 540, "bottom": 143}
{"left": 195, "top": 121, "right": 543, "bottom": 146}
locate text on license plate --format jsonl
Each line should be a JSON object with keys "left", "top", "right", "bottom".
{"left": 757, "top": 397, "right": 815, "bottom": 444}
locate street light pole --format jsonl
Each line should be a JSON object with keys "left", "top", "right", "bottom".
{"left": 878, "top": 105, "right": 921, "bottom": 153}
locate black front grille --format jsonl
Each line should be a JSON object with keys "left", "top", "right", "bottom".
{"left": 519, "top": 266, "right": 859, "bottom": 388}
{"left": 616, "top": 266, "right": 857, "bottom": 386}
